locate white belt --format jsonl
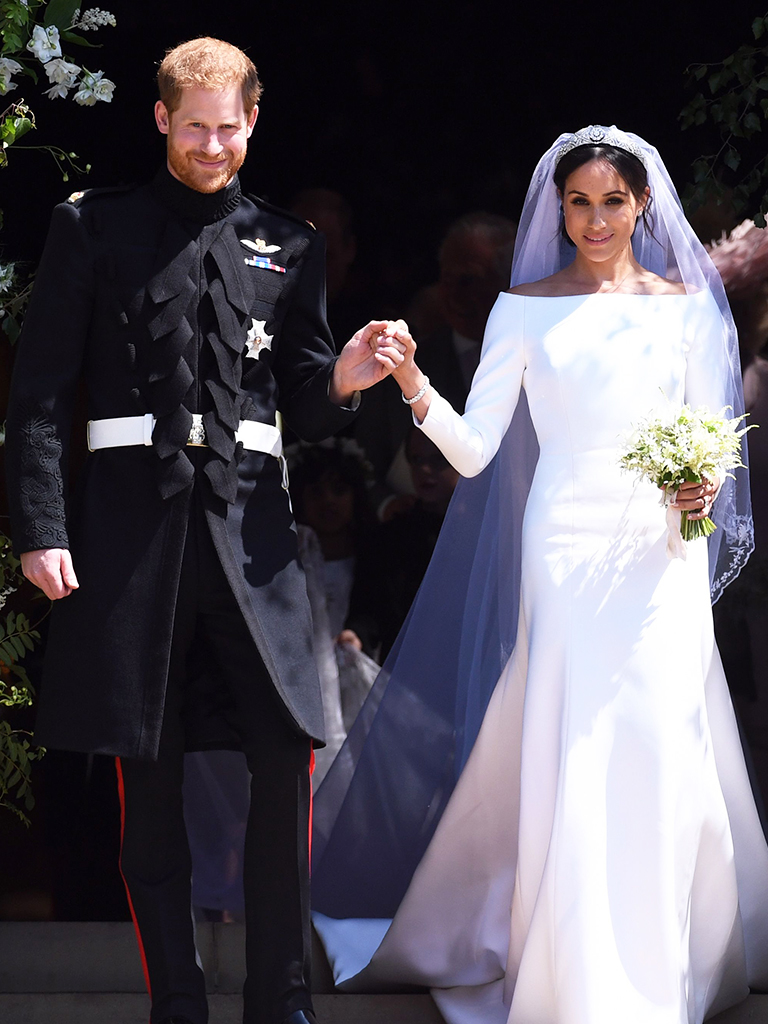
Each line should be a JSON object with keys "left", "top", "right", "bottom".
{"left": 87, "top": 413, "right": 283, "bottom": 458}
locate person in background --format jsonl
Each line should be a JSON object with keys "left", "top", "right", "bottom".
{"left": 348, "top": 426, "right": 459, "bottom": 660}
{"left": 707, "top": 220, "right": 768, "bottom": 820}
{"left": 355, "top": 212, "right": 517, "bottom": 499}
{"left": 290, "top": 188, "right": 370, "bottom": 348}
{"left": 288, "top": 439, "right": 380, "bottom": 671}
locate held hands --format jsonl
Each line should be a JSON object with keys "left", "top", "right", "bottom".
{"left": 331, "top": 319, "right": 418, "bottom": 402}
{"left": 668, "top": 477, "right": 720, "bottom": 520}
{"left": 20, "top": 548, "right": 79, "bottom": 600}
{"left": 331, "top": 320, "right": 400, "bottom": 403}
{"left": 371, "top": 320, "right": 433, "bottom": 419}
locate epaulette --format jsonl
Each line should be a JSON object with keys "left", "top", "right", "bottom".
{"left": 65, "top": 183, "right": 138, "bottom": 206}
{"left": 247, "top": 193, "right": 317, "bottom": 233}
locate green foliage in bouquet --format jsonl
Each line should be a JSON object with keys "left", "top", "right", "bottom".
{"left": 620, "top": 404, "right": 752, "bottom": 543}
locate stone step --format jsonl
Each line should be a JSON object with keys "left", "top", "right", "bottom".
{"left": 0, "top": 993, "right": 766, "bottom": 1024}
{"left": 0, "top": 993, "right": 444, "bottom": 1024}
{"left": 0, "top": 921, "right": 335, "bottom": 994}
{"left": 1, "top": 924, "right": 766, "bottom": 1023}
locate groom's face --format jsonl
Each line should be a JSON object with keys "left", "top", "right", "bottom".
{"left": 155, "top": 85, "right": 259, "bottom": 193}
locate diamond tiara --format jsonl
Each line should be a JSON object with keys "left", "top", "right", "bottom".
{"left": 554, "top": 125, "right": 647, "bottom": 168}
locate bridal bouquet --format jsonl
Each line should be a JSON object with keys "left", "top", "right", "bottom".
{"left": 619, "top": 404, "right": 750, "bottom": 547}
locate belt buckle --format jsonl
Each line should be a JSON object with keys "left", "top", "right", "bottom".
{"left": 187, "top": 413, "right": 207, "bottom": 447}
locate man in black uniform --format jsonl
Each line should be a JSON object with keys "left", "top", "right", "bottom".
{"left": 6, "top": 37, "right": 404, "bottom": 1024}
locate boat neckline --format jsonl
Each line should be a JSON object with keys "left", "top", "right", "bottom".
{"left": 501, "top": 289, "right": 701, "bottom": 299}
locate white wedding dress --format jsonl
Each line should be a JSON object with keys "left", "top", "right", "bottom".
{"left": 314, "top": 291, "right": 768, "bottom": 1024}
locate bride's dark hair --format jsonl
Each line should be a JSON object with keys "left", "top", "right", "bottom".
{"left": 553, "top": 144, "right": 654, "bottom": 245}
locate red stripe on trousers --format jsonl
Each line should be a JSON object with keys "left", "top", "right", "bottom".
{"left": 309, "top": 743, "right": 315, "bottom": 874}
{"left": 115, "top": 756, "right": 153, "bottom": 1002}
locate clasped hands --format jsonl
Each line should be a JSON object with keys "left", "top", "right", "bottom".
{"left": 330, "top": 319, "right": 416, "bottom": 403}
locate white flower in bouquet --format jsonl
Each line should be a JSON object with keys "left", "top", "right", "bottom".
{"left": 619, "top": 403, "right": 751, "bottom": 550}
{"left": 72, "top": 7, "right": 117, "bottom": 30}
{"left": 73, "top": 69, "right": 115, "bottom": 106}
{"left": 0, "top": 58, "right": 23, "bottom": 95}
{"left": 26, "top": 25, "right": 62, "bottom": 64}
{"left": 43, "top": 58, "right": 82, "bottom": 100}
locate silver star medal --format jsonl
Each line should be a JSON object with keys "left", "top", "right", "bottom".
{"left": 241, "top": 237, "right": 282, "bottom": 254}
{"left": 245, "top": 319, "right": 273, "bottom": 359}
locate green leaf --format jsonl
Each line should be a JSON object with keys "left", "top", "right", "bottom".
{"left": 2, "top": 32, "right": 23, "bottom": 54}
{"left": 724, "top": 149, "right": 741, "bottom": 171}
{"left": 753, "top": 16, "right": 766, "bottom": 39}
{"left": 695, "top": 65, "right": 708, "bottom": 80}
{"left": 61, "top": 30, "right": 101, "bottom": 49}
{"left": 13, "top": 116, "right": 33, "bottom": 143}
{"left": 44, "top": 0, "right": 82, "bottom": 30}
{"left": 1, "top": 314, "right": 20, "bottom": 345}
{"left": 745, "top": 111, "right": 762, "bottom": 134}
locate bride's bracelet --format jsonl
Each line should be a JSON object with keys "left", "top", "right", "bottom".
{"left": 402, "top": 376, "right": 430, "bottom": 405}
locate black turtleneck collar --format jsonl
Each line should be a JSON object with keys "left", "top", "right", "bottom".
{"left": 150, "top": 164, "right": 242, "bottom": 225}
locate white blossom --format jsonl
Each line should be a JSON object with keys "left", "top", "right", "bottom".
{"left": 72, "top": 7, "right": 116, "bottom": 30}
{"left": 0, "top": 262, "right": 16, "bottom": 295}
{"left": 0, "top": 58, "right": 23, "bottom": 95}
{"left": 73, "top": 69, "right": 115, "bottom": 106}
{"left": 26, "top": 25, "right": 62, "bottom": 64}
{"left": 44, "top": 82, "right": 67, "bottom": 100}
{"left": 42, "top": 57, "right": 81, "bottom": 99}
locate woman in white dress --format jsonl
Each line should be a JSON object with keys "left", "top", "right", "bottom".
{"left": 311, "top": 126, "right": 768, "bottom": 1024}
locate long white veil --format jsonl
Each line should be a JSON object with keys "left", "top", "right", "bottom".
{"left": 311, "top": 126, "right": 753, "bottom": 919}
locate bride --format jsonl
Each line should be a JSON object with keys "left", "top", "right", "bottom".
{"left": 310, "top": 126, "right": 768, "bottom": 1024}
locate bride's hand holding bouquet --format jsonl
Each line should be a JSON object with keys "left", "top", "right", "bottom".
{"left": 620, "top": 403, "right": 751, "bottom": 558}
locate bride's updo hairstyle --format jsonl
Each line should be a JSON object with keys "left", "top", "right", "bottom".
{"left": 553, "top": 144, "right": 654, "bottom": 246}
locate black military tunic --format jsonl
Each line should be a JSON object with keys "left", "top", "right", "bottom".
{"left": 6, "top": 166, "right": 357, "bottom": 759}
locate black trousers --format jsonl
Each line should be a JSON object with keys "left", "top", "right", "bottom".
{"left": 117, "top": 494, "right": 314, "bottom": 1024}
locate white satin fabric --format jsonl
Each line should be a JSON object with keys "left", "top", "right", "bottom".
{"left": 315, "top": 292, "right": 768, "bottom": 1023}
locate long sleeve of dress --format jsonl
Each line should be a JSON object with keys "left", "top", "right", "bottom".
{"left": 416, "top": 295, "right": 526, "bottom": 477}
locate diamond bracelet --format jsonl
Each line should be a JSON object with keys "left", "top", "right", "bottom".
{"left": 401, "top": 376, "right": 430, "bottom": 405}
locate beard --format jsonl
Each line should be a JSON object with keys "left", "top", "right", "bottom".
{"left": 167, "top": 138, "right": 246, "bottom": 194}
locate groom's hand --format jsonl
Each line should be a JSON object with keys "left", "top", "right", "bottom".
{"left": 21, "top": 548, "right": 79, "bottom": 600}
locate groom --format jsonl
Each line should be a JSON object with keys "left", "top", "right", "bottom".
{"left": 6, "top": 36, "right": 400, "bottom": 1024}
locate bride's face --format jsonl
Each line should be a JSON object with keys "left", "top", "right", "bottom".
{"left": 560, "top": 158, "right": 648, "bottom": 264}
